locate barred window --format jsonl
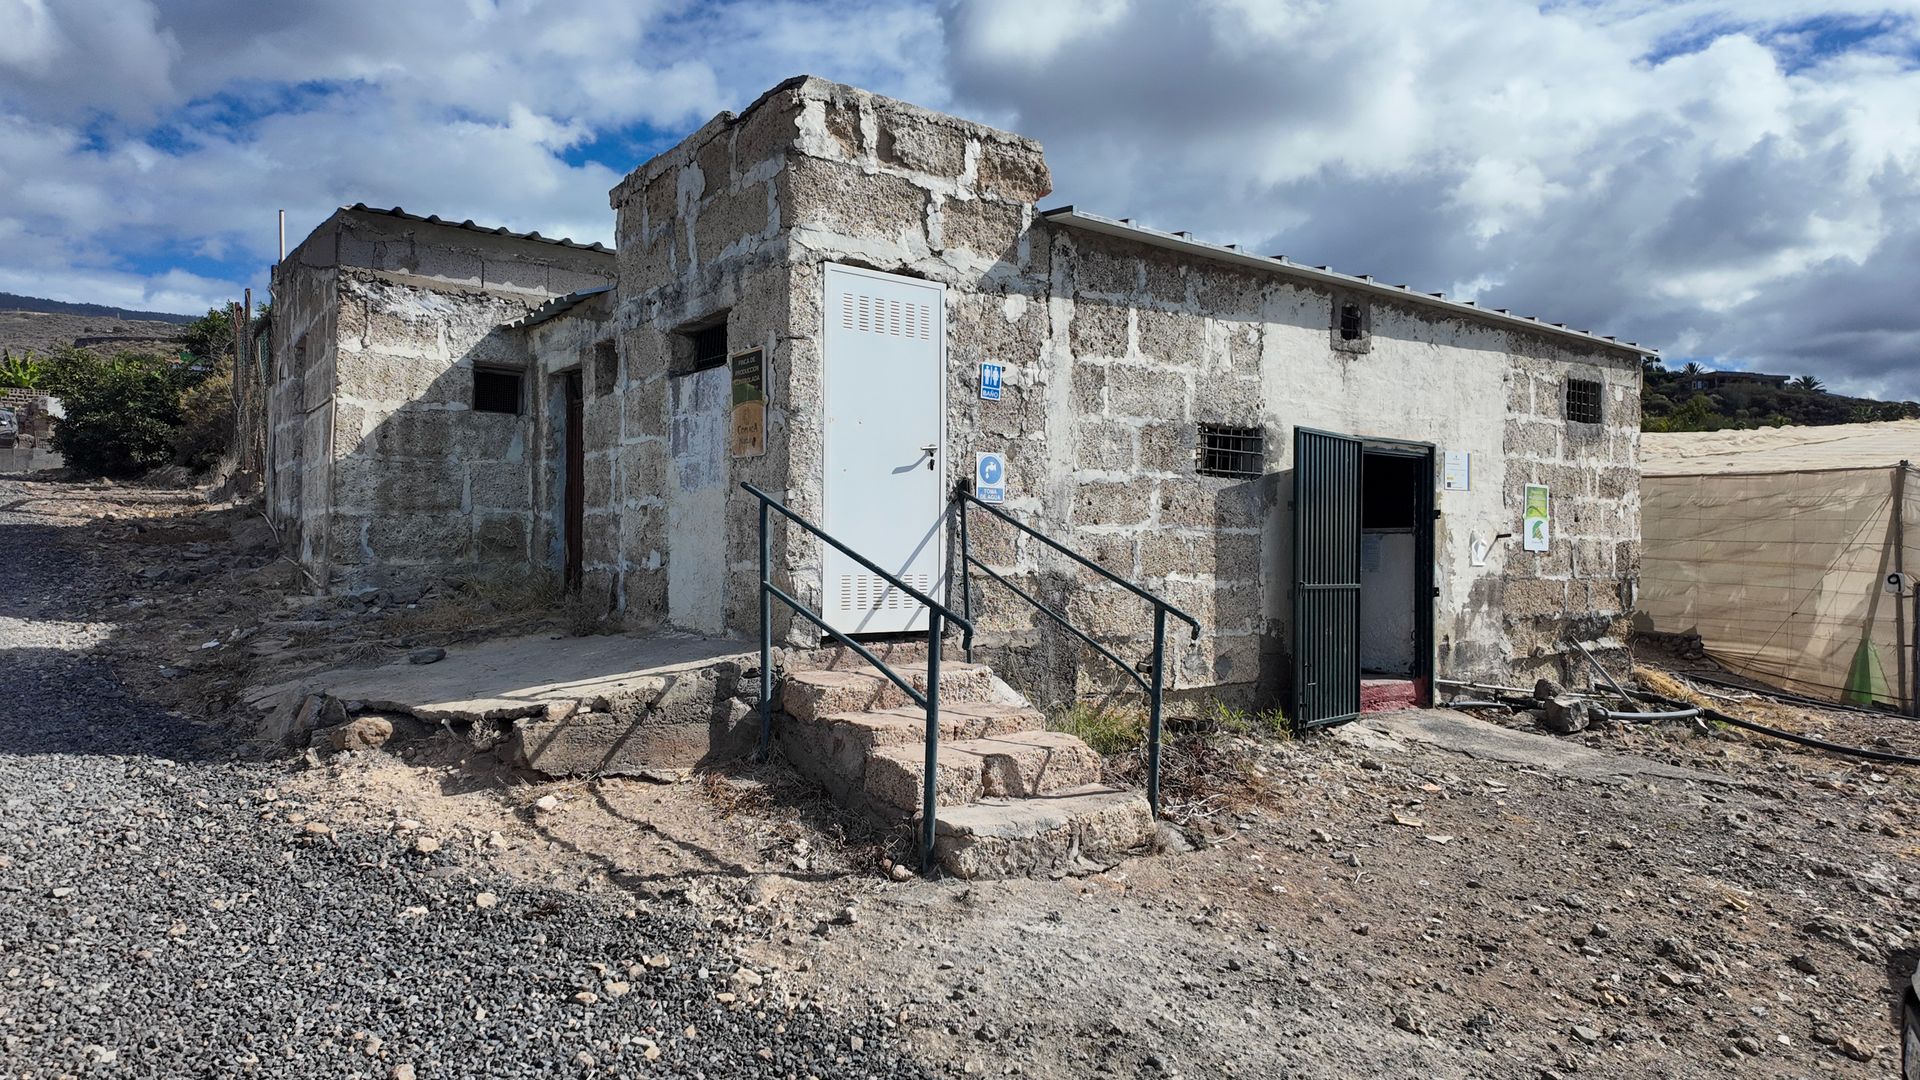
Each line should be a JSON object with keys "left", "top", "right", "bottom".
{"left": 1198, "top": 424, "right": 1264, "bottom": 478}
{"left": 1566, "top": 378, "right": 1603, "bottom": 425}
{"left": 1338, "top": 302, "right": 1365, "bottom": 341}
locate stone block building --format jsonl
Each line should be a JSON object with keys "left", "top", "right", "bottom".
{"left": 267, "top": 206, "right": 615, "bottom": 584}
{"left": 269, "top": 77, "right": 1651, "bottom": 724}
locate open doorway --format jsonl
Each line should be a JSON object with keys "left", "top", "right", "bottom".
{"left": 1359, "top": 445, "right": 1434, "bottom": 711}
{"left": 561, "top": 370, "right": 584, "bottom": 592}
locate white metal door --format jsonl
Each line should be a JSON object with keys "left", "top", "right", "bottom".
{"left": 823, "top": 264, "right": 946, "bottom": 634}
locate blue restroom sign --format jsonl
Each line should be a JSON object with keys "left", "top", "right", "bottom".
{"left": 975, "top": 452, "right": 1007, "bottom": 503}
{"left": 979, "top": 361, "right": 1004, "bottom": 401}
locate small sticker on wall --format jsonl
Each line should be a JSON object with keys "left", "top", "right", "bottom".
{"left": 1523, "top": 484, "right": 1550, "bottom": 552}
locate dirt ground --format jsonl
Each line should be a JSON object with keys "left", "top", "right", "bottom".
{"left": 14, "top": 476, "right": 1920, "bottom": 1078}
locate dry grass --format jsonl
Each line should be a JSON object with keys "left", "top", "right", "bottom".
{"left": 1052, "top": 697, "right": 1290, "bottom": 817}
{"left": 1633, "top": 666, "right": 1713, "bottom": 709}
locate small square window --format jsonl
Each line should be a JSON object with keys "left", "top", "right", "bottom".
{"left": 1566, "top": 378, "right": 1603, "bottom": 425}
{"left": 473, "top": 367, "right": 523, "bottom": 414}
{"left": 1198, "top": 424, "right": 1264, "bottom": 478}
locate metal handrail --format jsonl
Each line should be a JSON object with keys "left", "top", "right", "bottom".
{"left": 953, "top": 485, "right": 1200, "bottom": 817}
{"left": 741, "top": 482, "right": 971, "bottom": 874}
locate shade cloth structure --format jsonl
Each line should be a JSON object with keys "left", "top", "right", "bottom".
{"left": 1639, "top": 421, "right": 1920, "bottom": 711}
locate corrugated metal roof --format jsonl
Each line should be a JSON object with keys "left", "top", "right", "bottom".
{"left": 508, "top": 285, "right": 614, "bottom": 330}
{"left": 1039, "top": 207, "right": 1656, "bottom": 358}
{"left": 344, "top": 203, "right": 613, "bottom": 253}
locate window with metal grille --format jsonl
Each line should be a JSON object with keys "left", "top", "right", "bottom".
{"left": 1565, "top": 378, "right": 1603, "bottom": 424}
{"left": 1338, "top": 302, "right": 1365, "bottom": 341}
{"left": 685, "top": 322, "right": 728, "bottom": 374}
{"left": 1330, "top": 295, "right": 1371, "bottom": 353}
{"left": 472, "top": 367, "right": 523, "bottom": 414}
{"left": 1198, "top": 424, "right": 1264, "bottom": 478}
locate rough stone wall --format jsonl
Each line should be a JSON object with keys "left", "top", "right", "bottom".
{"left": 327, "top": 271, "right": 542, "bottom": 582}
{"left": 267, "top": 209, "right": 614, "bottom": 589}
{"left": 753, "top": 77, "right": 1642, "bottom": 709}
{"left": 606, "top": 83, "right": 803, "bottom": 636}
{"left": 1492, "top": 341, "right": 1642, "bottom": 684}
{"left": 265, "top": 258, "right": 337, "bottom": 574}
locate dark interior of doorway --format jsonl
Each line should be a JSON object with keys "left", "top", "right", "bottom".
{"left": 562, "top": 371, "right": 584, "bottom": 592}
{"left": 1359, "top": 447, "right": 1433, "bottom": 712}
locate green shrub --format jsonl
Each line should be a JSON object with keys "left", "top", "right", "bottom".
{"left": 172, "top": 366, "right": 235, "bottom": 472}
{"left": 50, "top": 352, "right": 187, "bottom": 478}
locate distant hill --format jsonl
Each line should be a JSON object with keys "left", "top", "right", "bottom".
{"left": 0, "top": 293, "right": 196, "bottom": 325}
{"left": 1643, "top": 367, "right": 1920, "bottom": 431}
{"left": 0, "top": 309, "right": 187, "bottom": 361}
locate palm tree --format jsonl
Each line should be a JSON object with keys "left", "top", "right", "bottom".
{"left": 1791, "top": 374, "right": 1825, "bottom": 392}
{"left": 1679, "top": 361, "right": 1704, "bottom": 377}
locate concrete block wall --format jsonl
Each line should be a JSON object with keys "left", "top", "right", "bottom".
{"left": 606, "top": 81, "right": 806, "bottom": 637}
{"left": 268, "top": 208, "right": 614, "bottom": 589}
{"left": 327, "top": 271, "right": 542, "bottom": 580}
{"left": 266, "top": 259, "right": 337, "bottom": 572}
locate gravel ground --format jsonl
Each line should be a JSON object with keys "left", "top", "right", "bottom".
{"left": 0, "top": 488, "right": 925, "bottom": 1079}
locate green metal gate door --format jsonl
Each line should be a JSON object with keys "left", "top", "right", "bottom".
{"left": 1293, "top": 427, "right": 1362, "bottom": 729}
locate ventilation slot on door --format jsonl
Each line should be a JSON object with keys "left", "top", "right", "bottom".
{"left": 840, "top": 292, "right": 933, "bottom": 340}
{"left": 837, "top": 572, "right": 934, "bottom": 613}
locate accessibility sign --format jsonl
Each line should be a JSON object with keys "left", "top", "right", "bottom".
{"left": 979, "top": 361, "right": 1004, "bottom": 401}
{"left": 975, "top": 451, "right": 1007, "bottom": 503}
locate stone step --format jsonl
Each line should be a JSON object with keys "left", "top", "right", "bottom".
{"left": 825, "top": 700, "right": 1045, "bottom": 751}
{"left": 930, "top": 786, "right": 1156, "bottom": 880}
{"left": 863, "top": 730, "right": 1105, "bottom": 814}
{"left": 780, "top": 661, "right": 997, "bottom": 722}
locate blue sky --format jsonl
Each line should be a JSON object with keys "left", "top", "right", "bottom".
{"left": 3, "top": 0, "right": 1918, "bottom": 396}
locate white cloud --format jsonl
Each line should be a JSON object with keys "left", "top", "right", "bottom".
{"left": 941, "top": 0, "right": 1920, "bottom": 397}
{"left": 0, "top": 0, "right": 1915, "bottom": 405}
{"left": 0, "top": 0, "right": 936, "bottom": 313}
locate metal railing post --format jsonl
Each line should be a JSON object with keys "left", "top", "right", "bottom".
{"left": 921, "top": 608, "right": 943, "bottom": 874}
{"left": 757, "top": 500, "right": 772, "bottom": 759}
{"left": 956, "top": 499, "right": 974, "bottom": 664}
{"left": 1147, "top": 605, "right": 1167, "bottom": 819}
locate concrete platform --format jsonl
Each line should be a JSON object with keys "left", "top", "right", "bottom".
{"left": 249, "top": 632, "right": 760, "bottom": 773}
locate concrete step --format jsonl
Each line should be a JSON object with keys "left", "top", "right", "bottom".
{"left": 930, "top": 785, "right": 1156, "bottom": 880}
{"left": 780, "top": 662, "right": 997, "bottom": 722}
{"left": 864, "top": 730, "right": 1105, "bottom": 814}
{"left": 826, "top": 700, "right": 1045, "bottom": 751}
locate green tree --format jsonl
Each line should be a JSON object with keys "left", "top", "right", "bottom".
{"left": 176, "top": 306, "right": 236, "bottom": 366}
{"left": 1791, "top": 374, "right": 1825, "bottom": 392}
{"left": 49, "top": 351, "right": 186, "bottom": 478}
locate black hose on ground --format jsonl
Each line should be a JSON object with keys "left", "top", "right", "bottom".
{"left": 1442, "top": 677, "right": 1920, "bottom": 768}
{"left": 1633, "top": 690, "right": 1920, "bottom": 768}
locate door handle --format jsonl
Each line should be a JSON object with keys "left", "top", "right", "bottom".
{"left": 920, "top": 444, "right": 938, "bottom": 471}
